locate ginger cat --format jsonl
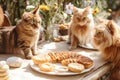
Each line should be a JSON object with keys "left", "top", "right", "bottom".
{"left": 0, "top": 6, "right": 41, "bottom": 59}
{"left": 93, "top": 20, "right": 120, "bottom": 80}
{"left": 68, "top": 6, "right": 94, "bottom": 50}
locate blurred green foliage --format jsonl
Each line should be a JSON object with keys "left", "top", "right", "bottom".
{"left": 0, "top": 0, "right": 119, "bottom": 25}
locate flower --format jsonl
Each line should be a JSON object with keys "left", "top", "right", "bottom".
{"left": 93, "top": 7, "right": 100, "bottom": 15}
{"left": 26, "top": 5, "right": 35, "bottom": 9}
{"left": 39, "top": 5, "right": 50, "bottom": 11}
{"left": 108, "top": 9, "right": 112, "bottom": 12}
{"left": 87, "top": 0, "right": 91, "bottom": 2}
{"left": 65, "top": 3, "right": 74, "bottom": 15}
{"left": 53, "top": 3, "right": 58, "bottom": 11}
{"left": 83, "top": 0, "right": 95, "bottom": 7}
{"left": 63, "top": 12, "right": 68, "bottom": 19}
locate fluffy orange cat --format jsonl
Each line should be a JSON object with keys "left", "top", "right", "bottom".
{"left": 0, "top": 6, "right": 41, "bottom": 59}
{"left": 68, "top": 6, "right": 94, "bottom": 50}
{"left": 93, "top": 20, "right": 120, "bottom": 80}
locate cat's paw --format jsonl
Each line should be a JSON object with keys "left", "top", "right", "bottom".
{"left": 68, "top": 46, "right": 75, "bottom": 51}
{"left": 25, "top": 53, "right": 33, "bottom": 59}
{"left": 32, "top": 50, "right": 39, "bottom": 55}
{"left": 33, "top": 52, "right": 39, "bottom": 56}
{"left": 67, "top": 41, "right": 71, "bottom": 44}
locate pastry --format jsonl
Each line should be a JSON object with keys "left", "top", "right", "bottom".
{"left": 61, "top": 58, "right": 77, "bottom": 66}
{"left": 68, "top": 63, "right": 85, "bottom": 72}
{"left": 6, "top": 57, "right": 23, "bottom": 68}
{"left": 0, "top": 75, "right": 9, "bottom": 80}
{"left": 59, "top": 23, "right": 69, "bottom": 30}
{"left": 39, "top": 63, "right": 55, "bottom": 72}
{"left": 77, "top": 56, "right": 94, "bottom": 69}
{"left": 32, "top": 54, "right": 52, "bottom": 65}
{"left": 48, "top": 51, "right": 81, "bottom": 63}
{"left": 61, "top": 56, "right": 94, "bottom": 68}
{"left": 0, "top": 61, "right": 10, "bottom": 80}
{"left": 32, "top": 51, "right": 93, "bottom": 69}
{"left": 55, "top": 66, "right": 68, "bottom": 72}
{"left": 0, "top": 61, "right": 9, "bottom": 72}
{"left": 0, "top": 71, "right": 9, "bottom": 77}
{"left": 32, "top": 52, "right": 82, "bottom": 64}
{"left": 0, "top": 61, "right": 6, "bottom": 67}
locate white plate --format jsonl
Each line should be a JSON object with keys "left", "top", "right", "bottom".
{"left": 79, "top": 43, "right": 97, "bottom": 50}
{"left": 30, "top": 61, "right": 94, "bottom": 76}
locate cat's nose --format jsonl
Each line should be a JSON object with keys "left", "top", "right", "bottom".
{"left": 94, "top": 34, "right": 97, "bottom": 37}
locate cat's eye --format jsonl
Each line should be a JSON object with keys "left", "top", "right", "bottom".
{"left": 24, "top": 17, "right": 31, "bottom": 22}
{"left": 24, "top": 19, "right": 28, "bottom": 22}
{"left": 77, "top": 17, "right": 80, "bottom": 21}
{"left": 83, "top": 17, "right": 86, "bottom": 20}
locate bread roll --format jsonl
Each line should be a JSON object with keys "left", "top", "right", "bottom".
{"left": 68, "top": 63, "right": 85, "bottom": 72}
{"left": 55, "top": 66, "right": 68, "bottom": 72}
{"left": 6, "top": 57, "right": 23, "bottom": 68}
{"left": 39, "top": 63, "right": 55, "bottom": 72}
{"left": 0, "top": 61, "right": 9, "bottom": 72}
{"left": 61, "top": 56, "right": 94, "bottom": 68}
{"left": 0, "top": 61, "right": 10, "bottom": 80}
{"left": 0, "top": 71, "right": 9, "bottom": 77}
{"left": 32, "top": 54, "right": 52, "bottom": 65}
{"left": 0, "top": 75, "right": 9, "bottom": 80}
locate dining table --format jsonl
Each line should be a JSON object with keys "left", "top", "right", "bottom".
{"left": 0, "top": 41, "right": 111, "bottom": 80}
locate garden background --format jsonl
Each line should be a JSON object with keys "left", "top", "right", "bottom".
{"left": 0, "top": 0, "right": 120, "bottom": 40}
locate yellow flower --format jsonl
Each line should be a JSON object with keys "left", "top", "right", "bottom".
{"left": 108, "top": 9, "right": 112, "bottom": 12}
{"left": 93, "top": 7, "right": 99, "bottom": 15}
{"left": 87, "top": 0, "right": 91, "bottom": 2}
{"left": 54, "top": 3, "right": 58, "bottom": 6}
{"left": 39, "top": 5, "right": 50, "bottom": 11}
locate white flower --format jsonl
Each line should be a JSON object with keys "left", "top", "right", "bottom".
{"left": 65, "top": 3, "right": 74, "bottom": 15}
{"left": 63, "top": 12, "right": 68, "bottom": 19}
{"left": 83, "top": 0, "right": 95, "bottom": 7}
{"left": 26, "top": 5, "right": 35, "bottom": 9}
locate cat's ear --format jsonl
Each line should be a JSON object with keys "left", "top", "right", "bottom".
{"left": 107, "top": 20, "right": 115, "bottom": 35}
{"left": 32, "top": 6, "right": 40, "bottom": 14}
{"left": 84, "top": 6, "right": 90, "bottom": 15}
{"left": 83, "top": 6, "right": 91, "bottom": 15}
{"left": 73, "top": 7, "right": 78, "bottom": 13}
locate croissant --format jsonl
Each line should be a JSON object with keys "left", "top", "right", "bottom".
{"left": 48, "top": 51, "right": 81, "bottom": 63}
{"left": 32, "top": 54, "right": 52, "bottom": 65}
{"left": 61, "top": 56, "right": 94, "bottom": 69}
